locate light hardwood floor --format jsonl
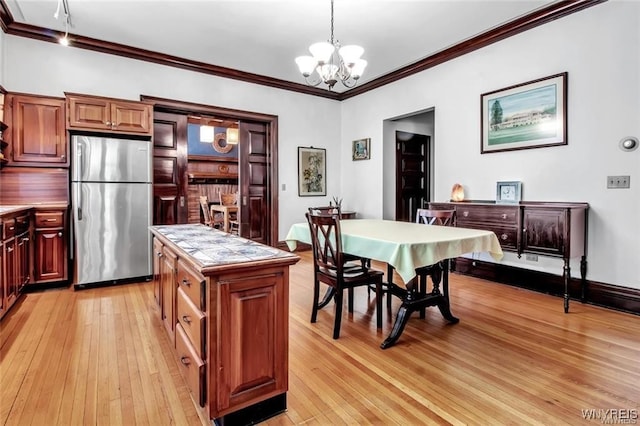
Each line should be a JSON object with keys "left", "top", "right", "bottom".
{"left": 1, "top": 251, "right": 639, "bottom": 425}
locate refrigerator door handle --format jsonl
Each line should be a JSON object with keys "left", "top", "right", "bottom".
{"left": 77, "top": 183, "right": 83, "bottom": 221}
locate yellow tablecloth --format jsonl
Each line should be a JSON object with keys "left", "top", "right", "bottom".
{"left": 286, "top": 219, "right": 503, "bottom": 283}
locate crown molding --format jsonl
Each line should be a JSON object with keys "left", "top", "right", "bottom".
{"left": 0, "top": 0, "right": 606, "bottom": 101}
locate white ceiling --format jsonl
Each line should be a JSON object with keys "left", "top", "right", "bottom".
{"left": 5, "top": 0, "right": 557, "bottom": 92}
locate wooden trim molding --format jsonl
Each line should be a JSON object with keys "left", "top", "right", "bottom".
{"left": 454, "top": 258, "right": 640, "bottom": 316}
{"left": 0, "top": 0, "right": 605, "bottom": 100}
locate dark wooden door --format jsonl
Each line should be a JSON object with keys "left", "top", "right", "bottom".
{"left": 239, "top": 121, "right": 271, "bottom": 245}
{"left": 152, "top": 111, "right": 188, "bottom": 225}
{"left": 395, "top": 131, "right": 430, "bottom": 222}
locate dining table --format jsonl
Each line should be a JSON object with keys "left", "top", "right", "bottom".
{"left": 285, "top": 218, "right": 503, "bottom": 348}
{"left": 210, "top": 204, "right": 238, "bottom": 233}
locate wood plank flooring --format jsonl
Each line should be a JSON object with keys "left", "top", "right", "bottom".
{"left": 1, "top": 251, "right": 639, "bottom": 425}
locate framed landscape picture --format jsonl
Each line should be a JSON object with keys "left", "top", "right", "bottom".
{"left": 481, "top": 72, "right": 567, "bottom": 154}
{"left": 298, "top": 147, "right": 326, "bottom": 196}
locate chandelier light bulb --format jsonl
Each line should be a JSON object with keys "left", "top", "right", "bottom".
{"left": 309, "top": 42, "right": 335, "bottom": 64}
{"left": 350, "top": 59, "right": 367, "bottom": 79}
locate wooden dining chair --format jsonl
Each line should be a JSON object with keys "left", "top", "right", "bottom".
{"left": 306, "top": 209, "right": 384, "bottom": 339}
{"left": 199, "top": 196, "right": 213, "bottom": 227}
{"left": 414, "top": 208, "right": 455, "bottom": 318}
{"left": 219, "top": 192, "right": 239, "bottom": 234}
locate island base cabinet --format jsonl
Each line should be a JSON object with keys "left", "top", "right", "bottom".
{"left": 150, "top": 227, "right": 299, "bottom": 426}
{"left": 214, "top": 268, "right": 288, "bottom": 416}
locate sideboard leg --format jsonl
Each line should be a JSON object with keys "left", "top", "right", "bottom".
{"left": 580, "top": 255, "right": 587, "bottom": 303}
{"left": 563, "top": 261, "right": 571, "bottom": 313}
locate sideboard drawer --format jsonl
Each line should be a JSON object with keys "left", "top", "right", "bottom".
{"left": 177, "top": 286, "right": 206, "bottom": 359}
{"left": 456, "top": 205, "right": 518, "bottom": 225}
{"left": 175, "top": 324, "right": 205, "bottom": 407}
{"left": 490, "top": 226, "right": 518, "bottom": 250}
{"left": 177, "top": 259, "right": 205, "bottom": 310}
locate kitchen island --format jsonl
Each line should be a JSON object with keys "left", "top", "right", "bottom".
{"left": 149, "top": 224, "right": 299, "bottom": 426}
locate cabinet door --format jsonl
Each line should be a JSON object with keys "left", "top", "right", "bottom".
{"left": 0, "top": 243, "right": 5, "bottom": 318}
{"left": 34, "top": 229, "right": 66, "bottom": 282}
{"left": 152, "top": 238, "right": 163, "bottom": 307}
{"left": 4, "top": 238, "right": 18, "bottom": 307}
{"left": 216, "top": 269, "right": 288, "bottom": 413}
{"left": 522, "top": 208, "right": 567, "bottom": 257}
{"left": 161, "top": 248, "right": 177, "bottom": 343}
{"left": 110, "top": 101, "right": 152, "bottom": 134}
{"left": 9, "top": 95, "right": 67, "bottom": 165}
{"left": 67, "top": 96, "right": 110, "bottom": 130}
{"left": 17, "top": 232, "right": 31, "bottom": 291}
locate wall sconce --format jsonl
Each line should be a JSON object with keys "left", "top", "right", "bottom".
{"left": 200, "top": 125, "right": 214, "bottom": 143}
{"left": 619, "top": 136, "right": 638, "bottom": 152}
{"left": 451, "top": 183, "right": 465, "bottom": 201}
{"left": 226, "top": 128, "right": 239, "bottom": 145}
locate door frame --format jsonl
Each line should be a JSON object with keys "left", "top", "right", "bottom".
{"left": 140, "top": 95, "right": 279, "bottom": 246}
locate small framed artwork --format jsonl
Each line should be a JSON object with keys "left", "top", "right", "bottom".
{"left": 496, "top": 181, "right": 522, "bottom": 204}
{"left": 298, "top": 147, "right": 326, "bottom": 196}
{"left": 352, "top": 138, "right": 370, "bottom": 161}
{"left": 481, "top": 72, "right": 567, "bottom": 154}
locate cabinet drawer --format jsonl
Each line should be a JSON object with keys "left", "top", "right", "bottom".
{"left": 175, "top": 324, "right": 205, "bottom": 407}
{"left": 35, "top": 211, "right": 64, "bottom": 228}
{"left": 490, "top": 226, "right": 518, "bottom": 250}
{"left": 15, "top": 215, "right": 30, "bottom": 234}
{"left": 3, "top": 218, "right": 16, "bottom": 238}
{"left": 177, "top": 287, "right": 205, "bottom": 359}
{"left": 177, "top": 259, "right": 205, "bottom": 310}
{"left": 457, "top": 205, "right": 518, "bottom": 225}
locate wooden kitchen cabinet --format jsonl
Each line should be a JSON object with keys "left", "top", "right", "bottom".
{"left": 66, "top": 93, "right": 152, "bottom": 135}
{"left": 1, "top": 208, "right": 33, "bottom": 320}
{"left": 152, "top": 238, "right": 163, "bottom": 307}
{"left": 4, "top": 94, "right": 67, "bottom": 166}
{"left": 150, "top": 225, "right": 299, "bottom": 425}
{"left": 33, "top": 209, "right": 68, "bottom": 284}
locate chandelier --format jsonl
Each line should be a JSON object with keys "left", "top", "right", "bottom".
{"left": 295, "top": 0, "right": 367, "bottom": 90}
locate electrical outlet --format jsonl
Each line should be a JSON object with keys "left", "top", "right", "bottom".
{"left": 607, "top": 175, "right": 631, "bottom": 189}
{"left": 525, "top": 254, "right": 538, "bottom": 262}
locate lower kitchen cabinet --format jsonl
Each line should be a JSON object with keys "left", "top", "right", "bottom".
{"left": 1, "top": 209, "right": 31, "bottom": 320}
{"left": 33, "top": 209, "right": 68, "bottom": 284}
{"left": 150, "top": 225, "right": 299, "bottom": 425}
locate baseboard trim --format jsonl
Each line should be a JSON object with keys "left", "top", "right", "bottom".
{"left": 453, "top": 258, "right": 640, "bottom": 315}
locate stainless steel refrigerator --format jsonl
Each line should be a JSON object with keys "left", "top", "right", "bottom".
{"left": 71, "top": 135, "right": 152, "bottom": 288}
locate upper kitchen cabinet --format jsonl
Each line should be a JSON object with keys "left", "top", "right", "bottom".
{"left": 66, "top": 93, "right": 153, "bottom": 135}
{"left": 4, "top": 94, "right": 67, "bottom": 167}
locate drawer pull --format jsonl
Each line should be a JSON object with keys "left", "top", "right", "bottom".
{"left": 9, "top": 226, "right": 15, "bottom": 231}
{"left": 157, "top": 251, "right": 163, "bottom": 257}
{"left": 182, "top": 278, "right": 191, "bottom": 287}
{"left": 58, "top": 232, "right": 63, "bottom": 237}
{"left": 501, "top": 214, "right": 507, "bottom": 219}
{"left": 7, "top": 246, "right": 14, "bottom": 252}
{"left": 180, "top": 356, "right": 191, "bottom": 366}
{"left": 500, "top": 233, "right": 508, "bottom": 240}
{"left": 462, "top": 211, "right": 469, "bottom": 217}
{"left": 182, "top": 315, "right": 192, "bottom": 324}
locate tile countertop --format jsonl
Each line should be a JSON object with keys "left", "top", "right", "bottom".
{"left": 150, "top": 224, "right": 298, "bottom": 268}
{"left": 0, "top": 203, "right": 69, "bottom": 216}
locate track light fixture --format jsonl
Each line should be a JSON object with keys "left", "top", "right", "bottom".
{"left": 54, "top": 0, "right": 71, "bottom": 46}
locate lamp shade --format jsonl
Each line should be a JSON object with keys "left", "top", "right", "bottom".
{"left": 226, "top": 128, "right": 239, "bottom": 145}
{"left": 338, "top": 45, "right": 364, "bottom": 65}
{"left": 350, "top": 59, "right": 367, "bottom": 79}
{"left": 295, "top": 56, "right": 318, "bottom": 77}
{"left": 309, "top": 41, "right": 335, "bottom": 64}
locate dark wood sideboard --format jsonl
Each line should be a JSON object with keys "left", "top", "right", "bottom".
{"left": 429, "top": 201, "right": 588, "bottom": 313}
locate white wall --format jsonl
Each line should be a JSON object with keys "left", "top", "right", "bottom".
{"left": 0, "top": 29, "right": 5, "bottom": 85}
{"left": 2, "top": 35, "right": 342, "bottom": 242}
{"left": 341, "top": 1, "right": 640, "bottom": 289}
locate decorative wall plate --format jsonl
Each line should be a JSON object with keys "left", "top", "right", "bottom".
{"left": 212, "top": 132, "right": 233, "bottom": 153}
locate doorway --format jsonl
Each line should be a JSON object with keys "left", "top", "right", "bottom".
{"left": 395, "top": 130, "right": 430, "bottom": 222}
{"left": 141, "top": 95, "right": 279, "bottom": 246}
{"left": 382, "top": 109, "right": 434, "bottom": 221}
